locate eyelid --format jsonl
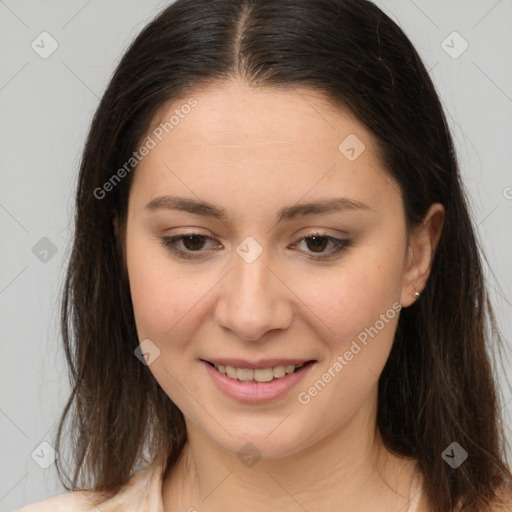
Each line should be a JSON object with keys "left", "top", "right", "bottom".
{"left": 160, "top": 233, "right": 219, "bottom": 260}
{"left": 160, "top": 230, "right": 351, "bottom": 261}
{"left": 289, "top": 231, "right": 350, "bottom": 261}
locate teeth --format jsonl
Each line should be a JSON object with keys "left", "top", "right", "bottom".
{"left": 214, "top": 362, "right": 306, "bottom": 383}
{"left": 237, "top": 368, "right": 255, "bottom": 381}
{"left": 226, "top": 365, "right": 237, "bottom": 379}
{"left": 273, "top": 366, "right": 286, "bottom": 378}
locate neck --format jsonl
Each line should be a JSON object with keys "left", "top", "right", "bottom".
{"left": 162, "top": 388, "right": 418, "bottom": 511}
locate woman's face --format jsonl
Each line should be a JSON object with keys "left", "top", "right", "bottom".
{"left": 121, "top": 79, "right": 440, "bottom": 459}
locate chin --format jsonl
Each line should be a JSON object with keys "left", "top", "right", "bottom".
{"left": 196, "top": 415, "right": 319, "bottom": 461}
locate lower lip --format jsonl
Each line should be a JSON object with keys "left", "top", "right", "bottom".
{"left": 201, "top": 360, "right": 316, "bottom": 404}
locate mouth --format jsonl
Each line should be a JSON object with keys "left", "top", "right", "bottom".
{"left": 201, "top": 359, "right": 316, "bottom": 384}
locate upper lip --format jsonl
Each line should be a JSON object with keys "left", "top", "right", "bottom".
{"left": 201, "top": 358, "right": 315, "bottom": 369}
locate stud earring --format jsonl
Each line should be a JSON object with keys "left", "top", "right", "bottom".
{"left": 414, "top": 291, "right": 420, "bottom": 298}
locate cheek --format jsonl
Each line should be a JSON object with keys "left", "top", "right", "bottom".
{"left": 305, "top": 240, "right": 405, "bottom": 372}
{"left": 126, "top": 235, "right": 208, "bottom": 343}
{"left": 297, "top": 270, "right": 402, "bottom": 422}
{"left": 314, "top": 258, "right": 403, "bottom": 331}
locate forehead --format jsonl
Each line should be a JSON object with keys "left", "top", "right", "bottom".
{"left": 147, "top": 79, "right": 366, "bottom": 152}
{"left": 129, "top": 79, "right": 400, "bottom": 219}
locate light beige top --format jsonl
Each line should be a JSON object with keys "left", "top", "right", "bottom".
{"left": 16, "top": 452, "right": 168, "bottom": 512}
{"left": 15, "top": 455, "right": 469, "bottom": 512}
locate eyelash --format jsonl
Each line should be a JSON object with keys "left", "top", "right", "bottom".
{"left": 159, "top": 232, "right": 350, "bottom": 261}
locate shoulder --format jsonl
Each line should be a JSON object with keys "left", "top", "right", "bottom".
{"left": 488, "top": 481, "right": 512, "bottom": 511}
{"left": 413, "top": 479, "right": 512, "bottom": 512}
{"left": 15, "top": 490, "right": 97, "bottom": 512}
{"left": 16, "top": 454, "right": 168, "bottom": 512}
{"left": 455, "top": 482, "right": 512, "bottom": 512}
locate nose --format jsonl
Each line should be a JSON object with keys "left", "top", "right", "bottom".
{"left": 214, "top": 250, "right": 294, "bottom": 342}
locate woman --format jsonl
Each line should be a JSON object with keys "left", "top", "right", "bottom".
{"left": 18, "top": 0, "right": 512, "bottom": 510}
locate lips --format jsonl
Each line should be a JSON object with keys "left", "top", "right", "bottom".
{"left": 201, "top": 358, "right": 317, "bottom": 403}
{"left": 201, "top": 358, "right": 314, "bottom": 369}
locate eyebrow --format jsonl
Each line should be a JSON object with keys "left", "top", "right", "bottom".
{"left": 144, "top": 195, "right": 373, "bottom": 224}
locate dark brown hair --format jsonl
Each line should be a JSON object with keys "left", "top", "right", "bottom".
{"left": 55, "top": 0, "right": 512, "bottom": 510}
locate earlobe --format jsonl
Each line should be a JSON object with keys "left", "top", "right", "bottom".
{"left": 400, "top": 203, "right": 445, "bottom": 307}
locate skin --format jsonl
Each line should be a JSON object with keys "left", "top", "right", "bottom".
{"left": 115, "top": 77, "right": 445, "bottom": 511}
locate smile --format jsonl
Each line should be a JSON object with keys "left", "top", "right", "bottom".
{"left": 201, "top": 359, "right": 317, "bottom": 403}
{"left": 207, "top": 361, "right": 310, "bottom": 383}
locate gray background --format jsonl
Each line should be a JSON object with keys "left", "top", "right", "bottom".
{"left": 1, "top": 0, "right": 511, "bottom": 510}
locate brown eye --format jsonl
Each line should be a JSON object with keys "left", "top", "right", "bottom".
{"left": 181, "top": 235, "right": 208, "bottom": 251}
{"left": 304, "top": 235, "right": 329, "bottom": 253}
{"left": 161, "top": 232, "right": 350, "bottom": 261}
{"left": 291, "top": 233, "right": 350, "bottom": 261}
{"left": 160, "top": 234, "right": 219, "bottom": 259}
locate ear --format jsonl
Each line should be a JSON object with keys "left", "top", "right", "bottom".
{"left": 400, "top": 203, "right": 445, "bottom": 307}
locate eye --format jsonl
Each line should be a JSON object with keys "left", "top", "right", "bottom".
{"left": 160, "top": 232, "right": 350, "bottom": 261}
{"left": 290, "top": 232, "right": 350, "bottom": 261}
{"left": 160, "top": 234, "right": 219, "bottom": 260}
